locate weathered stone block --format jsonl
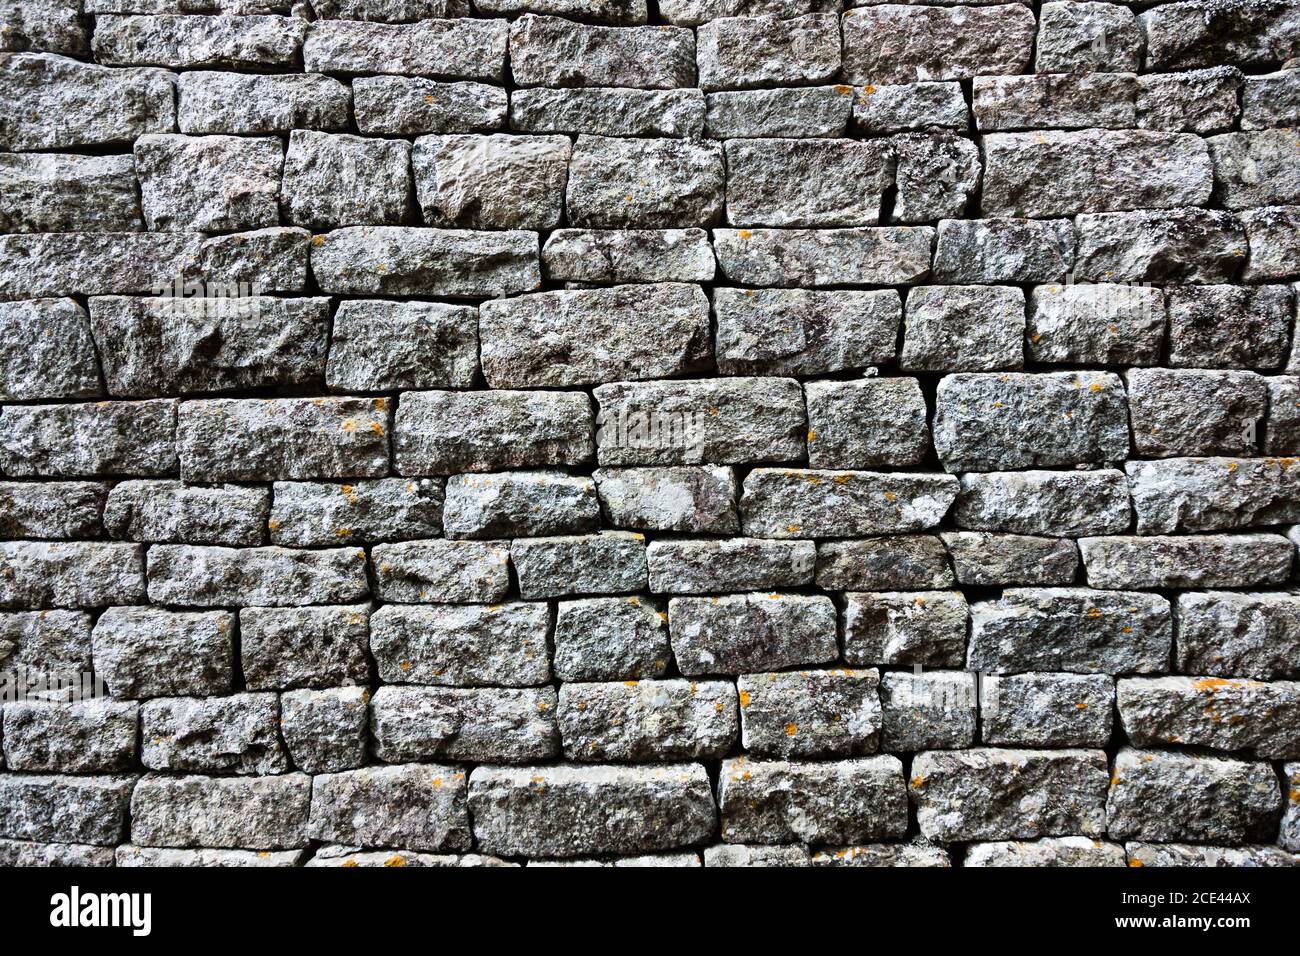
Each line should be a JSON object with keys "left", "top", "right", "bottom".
{"left": 982, "top": 673, "right": 1114, "bottom": 748}
{"left": 567, "top": 135, "right": 723, "bottom": 228}
{"left": 669, "top": 593, "right": 837, "bottom": 674}
{"left": 815, "top": 535, "right": 953, "bottom": 590}
{"left": 558, "top": 680, "right": 736, "bottom": 760}
{"left": 93, "top": 607, "right": 233, "bottom": 699}
{"left": 354, "top": 76, "right": 506, "bottom": 135}
{"left": 1241, "top": 206, "right": 1300, "bottom": 281}
{"left": 0, "top": 0, "right": 86, "bottom": 54}
{"left": 0, "top": 610, "right": 93, "bottom": 681}
{"left": 1118, "top": 676, "right": 1300, "bottom": 759}
{"left": 302, "top": 18, "right": 507, "bottom": 80}
{"left": 0, "top": 299, "right": 101, "bottom": 401}
{"left": 413, "top": 133, "right": 570, "bottom": 230}
{"left": 594, "top": 467, "right": 738, "bottom": 533}
{"left": 1176, "top": 591, "right": 1300, "bottom": 680}
{"left": 0, "top": 400, "right": 176, "bottom": 478}
{"left": 1126, "top": 842, "right": 1299, "bottom": 868}
{"left": 1243, "top": 69, "right": 1300, "bottom": 129}
{"left": 973, "top": 73, "right": 1136, "bottom": 132}
{"left": 725, "top": 137, "right": 892, "bottom": 227}
{"left": 931, "top": 218, "right": 1073, "bottom": 284}
{"left": 0, "top": 542, "right": 145, "bottom": 610}
{"left": 843, "top": 590, "right": 968, "bottom": 667}
{"left": 2, "top": 700, "right": 139, "bottom": 773}
{"left": 141, "top": 693, "right": 286, "bottom": 774}
{"left": 1208, "top": 129, "right": 1300, "bottom": 210}
{"left": 442, "top": 471, "right": 600, "bottom": 539}
{"left": 841, "top": 4, "right": 1035, "bottom": 83}
{"left": 512, "top": 532, "right": 647, "bottom": 598}
{"left": 0, "top": 481, "right": 105, "bottom": 540}
{"left": 739, "top": 669, "right": 880, "bottom": 758}
{"left": 740, "top": 469, "right": 957, "bottom": 538}
{"left": 134, "top": 133, "right": 282, "bottom": 232}
{"left": 281, "top": 131, "right": 411, "bottom": 228}
{"left": 269, "top": 479, "right": 443, "bottom": 547}
{"left": 1080, "top": 534, "right": 1294, "bottom": 589}
{"left": 966, "top": 837, "right": 1127, "bottom": 868}
{"left": 395, "top": 390, "right": 592, "bottom": 474}
{"left": 912, "top": 749, "right": 1109, "bottom": 843}
{"left": 953, "top": 469, "right": 1130, "bottom": 537}
{"left": 0, "top": 153, "right": 141, "bottom": 233}
{"left": 374, "top": 540, "right": 510, "bottom": 603}
{"left": 649, "top": 538, "right": 814, "bottom": 593}
{"left": 810, "top": 841, "right": 952, "bottom": 868}
{"left": 553, "top": 596, "right": 670, "bottom": 681}
{"left": 1137, "top": 66, "right": 1242, "bottom": 134}
{"left": 145, "top": 545, "right": 370, "bottom": 607}
{"left": 370, "top": 602, "right": 552, "bottom": 686}
{"left": 890, "top": 132, "right": 981, "bottom": 223}
{"left": 719, "top": 755, "right": 907, "bottom": 844}
{"left": 713, "top": 287, "right": 899, "bottom": 376}
{"left": 714, "top": 226, "right": 934, "bottom": 286}
{"left": 879, "top": 670, "right": 976, "bottom": 751}
{"left": 941, "top": 532, "right": 1079, "bottom": 587}
{"left": 240, "top": 604, "right": 371, "bottom": 691}
{"left": 1073, "top": 208, "right": 1247, "bottom": 284}
{"left": 309, "top": 764, "right": 471, "bottom": 852}
{"left": 1141, "top": 0, "right": 1300, "bottom": 70}
{"left": 902, "top": 285, "right": 1023, "bottom": 371}
{"left": 93, "top": 14, "right": 306, "bottom": 69}
{"left": 309, "top": 0, "right": 472, "bottom": 20}
{"left": 1107, "top": 748, "right": 1280, "bottom": 843}
{"left": 968, "top": 587, "right": 1171, "bottom": 675}
{"left": 131, "top": 774, "right": 311, "bottom": 849}
{"left": 178, "top": 71, "right": 351, "bottom": 135}
{"left": 117, "top": 846, "right": 308, "bottom": 867}
{"left": 509, "top": 15, "right": 695, "bottom": 89}
{"left": 0, "top": 775, "right": 135, "bottom": 846}
{"left": 372, "top": 685, "right": 558, "bottom": 764}
{"left": 104, "top": 480, "right": 268, "bottom": 546}
{"left": 1167, "top": 283, "right": 1292, "bottom": 369}
{"left": 804, "top": 378, "right": 927, "bottom": 467}
{"left": 853, "top": 81, "right": 966, "bottom": 134}
{"left": 1026, "top": 282, "right": 1165, "bottom": 366}
{"left": 1130, "top": 373, "right": 1267, "bottom": 459}
{"left": 512, "top": 87, "right": 703, "bottom": 137}
{"left": 0, "top": 841, "right": 115, "bottom": 867}
{"left": 193, "top": 227, "right": 312, "bottom": 294}
{"left": 696, "top": 14, "right": 839, "bottom": 91}
{"left": 933, "top": 372, "right": 1130, "bottom": 472}
{"left": 326, "top": 301, "right": 477, "bottom": 392}
{"left": 280, "top": 686, "right": 368, "bottom": 774}
{"left": 1283, "top": 763, "right": 1300, "bottom": 853}
{"left": 177, "top": 397, "right": 389, "bottom": 482}
{"left": 705, "top": 844, "right": 811, "bottom": 867}
{"left": 1034, "top": 1, "right": 1141, "bottom": 73}
{"left": 709, "top": 86, "right": 850, "bottom": 138}
{"left": 480, "top": 284, "right": 710, "bottom": 387}
{"left": 543, "top": 229, "right": 715, "bottom": 283}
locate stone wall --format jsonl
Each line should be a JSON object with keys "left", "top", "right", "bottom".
{"left": 1, "top": 0, "right": 1299, "bottom": 868}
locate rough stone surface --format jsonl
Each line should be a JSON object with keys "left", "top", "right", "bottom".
{"left": 93, "top": 607, "right": 234, "bottom": 699}
{"left": 0, "top": 298, "right": 101, "bottom": 401}
{"left": 280, "top": 687, "right": 369, "bottom": 774}
{"left": 1073, "top": 208, "right": 1247, "bottom": 284}
{"left": 942, "top": 532, "right": 1079, "bottom": 587}
{"left": 1118, "top": 675, "right": 1300, "bottom": 758}
{"left": 240, "top": 605, "right": 371, "bottom": 690}
{"left": 842, "top": 590, "right": 969, "bottom": 667}
{"left": 841, "top": 4, "right": 1035, "bottom": 83}
{"left": 669, "top": 593, "right": 838, "bottom": 675}
{"left": 131, "top": 773, "right": 312, "bottom": 849}
{"left": 354, "top": 76, "right": 506, "bottom": 136}
{"left": 725, "top": 137, "right": 893, "bottom": 228}
{"left": 1026, "top": 283, "right": 1165, "bottom": 366}
{"left": 369, "top": 602, "right": 552, "bottom": 686}
{"left": 649, "top": 538, "right": 814, "bottom": 593}
{"left": 512, "top": 88, "right": 703, "bottom": 137}
{"left": 902, "top": 285, "right": 1024, "bottom": 372}
{"left": 1035, "top": 1, "right": 1142, "bottom": 74}
{"left": 178, "top": 71, "right": 351, "bottom": 135}
{"left": 931, "top": 218, "right": 1073, "bottom": 284}
{"left": 740, "top": 469, "right": 958, "bottom": 538}
{"left": 281, "top": 131, "right": 411, "bottom": 229}
{"left": 1166, "top": 283, "right": 1292, "bottom": 369}
{"left": 710, "top": 86, "right": 850, "bottom": 138}
{"left": 509, "top": 15, "right": 695, "bottom": 89}
{"left": 558, "top": 680, "right": 736, "bottom": 761}
{"left": 966, "top": 837, "right": 1127, "bottom": 868}
{"left": 1080, "top": 534, "right": 1295, "bottom": 589}
{"left": 302, "top": 18, "right": 507, "bottom": 81}
{"left": 141, "top": 693, "right": 286, "bottom": 774}
{"left": 880, "top": 670, "right": 976, "bottom": 751}
{"left": 269, "top": 479, "right": 443, "bottom": 547}
{"left": 1175, "top": 592, "right": 1300, "bottom": 680}
{"left": 713, "top": 226, "right": 934, "bottom": 286}
{"left": 1127, "top": 457, "right": 1300, "bottom": 534}
{"left": 146, "top": 544, "right": 369, "bottom": 607}
{"left": 567, "top": 135, "right": 723, "bottom": 228}
{"left": 952, "top": 469, "right": 1130, "bottom": 537}
{"left": 552, "top": 597, "right": 670, "bottom": 681}
{"left": 104, "top": 480, "right": 268, "bottom": 546}
{"left": 981, "top": 673, "right": 1114, "bottom": 748}
{"left": 414, "top": 133, "right": 570, "bottom": 230}
{"left": 2, "top": 700, "right": 139, "bottom": 773}
{"left": 308, "top": 764, "right": 470, "bottom": 852}
{"left": 739, "top": 669, "right": 880, "bottom": 758}
{"left": 815, "top": 536, "right": 953, "bottom": 591}
{"left": 543, "top": 229, "right": 714, "bottom": 283}
{"left": 0, "top": 775, "right": 136, "bottom": 846}
{"left": 805, "top": 378, "right": 929, "bottom": 467}
{"left": 442, "top": 471, "right": 600, "bottom": 539}
{"left": 372, "top": 686, "right": 558, "bottom": 764}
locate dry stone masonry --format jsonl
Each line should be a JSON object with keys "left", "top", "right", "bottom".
{"left": 0, "top": 0, "right": 1299, "bottom": 869}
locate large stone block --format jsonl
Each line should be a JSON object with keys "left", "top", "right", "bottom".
{"left": 141, "top": 693, "right": 286, "bottom": 774}
{"left": 739, "top": 669, "right": 881, "bottom": 758}
{"left": 879, "top": 670, "right": 976, "bottom": 751}
{"left": 280, "top": 686, "right": 368, "bottom": 774}
{"left": 1035, "top": 2, "right": 1142, "bottom": 73}
{"left": 566, "top": 135, "right": 723, "bottom": 228}
{"left": 512, "top": 532, "right": 647, "bottom": 598}
{"left": 1175, "top": 591, "right": 1300, "bottom": 680}
{"left": 931, "top": 218, "right": 1073, "bottom": 284}
{"left": 2, "top": 700, "right": 139, "bottom": 773}
{"left": 1128, "top": 457, "right": 1300, "bottom": 534}
{"left": 511, "top": 88, "right": 703, "bottom": 137}
{"left": 952, "top": 469, "right": 1130, "bottom": 537}
{"left": 1, "top": 610, "right": 93, "bottom": 680}
{"left": 104, "top": 480, "right": 269, "bottom": 546}
{"left": 648, "top": 538, "right": 813, "bottom": 593}
{"left": 1141, "top": 0, "right": 1300, "bottom": 70}
{"left": 1118, "top": 676, "right": 1300, "bottom": 759}
{"left": 901, "top": 285, "right": 1024, "bottom": 371}
{"left": 973, "top": 73, "right": 1136, "bottom": 132}
{"left": 966, "top": 837, "right": 1126, "bottom": 868}
{"left": 804, "top": 378, "right": 928, "bottom": 467}
{"left": 369, "top": 602, "right": 552, "bottom": 686}
{"left": 0, "top": 481, "right": 105, "bottom": 541}
{"left": 1137, "top": 66, "right": 1242, "bottom": 135}
{"left": 853, "top": 81, "right": 966, "bottom": 135}
{"left": 281, "top": 130, "right": 411, "bottom": 228}
{"left": 0, "top": 400, "right": 176, "bottom": 478}
{"left": 302, "top": 17, "right": 508, "bottom": 80}
{"left": 326, "top": 300, "right": 479, "bottom": 392}
{"left": 841, "top": 4, "right": 1035, "bottom": 83}
{"left": 131, "top": 774, "right": 312, "bottom": 849}
{"left": 1026, "top": 282, "right": 1165, "bottom": 366}
{"left": 373, "top": 539, "right": 509, "bottom": 603}
{"left": 981, "top": 673, "right": 1114, "bottom": 748}
{"left": 240, "top": 604, "right": 371, "bottom": 691}
{"left": 552, "top": 596, "right": 670, "bottom": 681}
{"left": 177, "top": 71, "right": 351, "bottom": 135}
{"left": 93, "top": 14, "right": 306, "bottom": 68}
{"left": 134, "top": 133, "right": 282, "bottom": 232}
{"left": 413, "top": 133, "right": 570, "bottom": 230}
{"left": 558, "top": 680, "right": 737, "bottom": 760}
{"left": 594, "top": 467, "right": 739, "bottom": 534}
{"left": 740, "top": 469, "right": 957, "bottom": 538}
{"left": 941, "top": 532, "right": 1079, "bottom": 587}
{"left": 1166, "top": 283, "right": 1292, "bottom": 369}
{"left": 354, "top": 76, "right": 506, "bottom": 135}
{"left": 696, "top": 14, "right": 839, "bottom": 91}
{"left": 842, "top": 590, "right": 969, "bottom": 667}
{"left": 542, "top": 229, "right": 715, "bottom": 283}
{"left": 145, "top": 545, "right": 370, "bottom": 607}
{"left": 0, "top": 542, "right": 145, "bottom": 610}
{"left": 269, "top": 479, "right": 444, "bottom": 547}
{"left": 1073, "top": 208, "right": 1247, "bottom": 284}
{"left": 0, "top": 153, "right": 141, "bottom": 233}
{"left": 0, "top": 299, "right": 100, "bottom": 401}
{"left": 0, "top": 775, "right": 135, "bottom": 846}
{"left": 815, "top": 535, "right": 953, "bottom": 590}
{"left": 92, "top": 607, "right": 233, "bottom": 699}
{"left": 725, "top": 137, "right": 891, "bottom": 228}
{"left": 1080, "top": 534, "right": 1294, "bottom": 589}
{"left": 508, "top": 15, "right": 695, "bottom": 88}
{"left": 372, "top": 686, "right": 558, "bottom": 764}
{"left": 442, "top": 471, "right": 600, "bottom": 539}
{"left": 713, "top": 226, "right": 934, "bottom": 286}
{"left": 709, "top": 86, "right": 851, "bottom": 138}
{"left": 309, "top": 764, "right": 471, "bottom": 852}
{"left": 669, "top": 593, "right": 837, "bottom": 674}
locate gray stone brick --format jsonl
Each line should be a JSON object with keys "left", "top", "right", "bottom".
{"left": 117, "top": 846, "right": 308, "bottom": 867}
{"left": 1166, "top": 283, "right": 1292, "bottom": 369}
{"left": 240, "top": 604, "right": 372, "bottom": 691}
{"left": 104, "top": 480, "right": 268, "bottom": 546}
{"left": 1266, "top": 377, "right": 1300, "bottom": 453}
{"left": 0, "top": 153, "right": 141, "bottom": 233}
{"left": 374, "top": 539, "right": 509, "bottom": 603}
{"left": 931, "top": 218, "right": 1073, "bottom": 284}
{"left": 134, "top": 133, "right": 282, "bottom": 232}
{"left": 1241, "top": 206, "right": 1300, "bottom": 281}
{"left": 841, "top": 3, "right": 1035, "bottom": 83}
{"left": 370, "top": 602, "right": 552, "bottom": 686}
{"left": 719, "top": 755, "right": 907, "bottom": 844}
{"left": 281, "top": 131, "right": 411, "bottom": 228}
{"left": 1080, "top": 533, "right": 1294, "bottom": 589}
{"left": 740, "top": 469, "right": 957, "bottom": 538}
{"left": 1126, "top": 842, "right": 1299, "bottom": 868}
{"left": 1118, "top": 676, "right": 1300, "bottom": 759}
{"left": 669, "top": 592, "right": 837, "bottom": 675}
{"left": 509, "top": 15, "right": 695, "bottom": 89}
{"left": 145, "top": 544, "right": 370, "bottom": 607}
{"left": 1026, "top": 282, "right": 1165, "bottom": 366}
{"left": 713, "top": 226, "right": 935, "bottom": 286}
{"left": 1141, "top": 0, "right": 1300, "bottom": 70}
{"left": 558, "top": 680, "right": 736, "bottom": 760}
{"left": 706, "top": 844, "right": 811, "bottom": 867}
{"left": 326, "top": 301, "right": 477, "bottom": 392}
{"left": 953, "top": 469, "right": 1130, "bottom": 537}
{"left": 660, "top": 0, "right": 837, "bottom": 26}
{"left": 0, "top": 775, "right": 135, "bottom": 846}
{"left": 0, "top": 0, "right": 87, "bottom": 54}
{"left": 309, "top": 764, "right": 471, "bottom": 852}
{"left": 177, "top": 71, "right": 351, "bottom": 135}
{"left": 1176, "top": 591, "right": 1300, "bottom": 681}
{"left": 0, "top": 542, "right": 145, "bottom": 610}
{"left": 141, "top": 693, "right": 286, "bottom": 774}
{"left": 594, "top": 467, "right": 738, "bottom": 534}
{"left": 879, "top": 670, "right": 976, "bottom": 751}
{"left": 0, "top": 841, "right": 115, "bottom": 867}
{"left": 553, "top": 596, "right": 670, "bottom": 681}
{"left": 843, "top": 590, "right": 968, "bottom": 667}
{"left": 372, "top": 685, "right": 558, "bottom": 764}
{"left": 1128, "top": 371, "right": 1266, "bottom": 458}
{"left": 307, "top": 846, "right": 512, "bottom": 867}
{"left": 93, "top": 607, "right": 234, "bottom": 699}
{"left": 281, "top": 686, "right": 368, "bottom": 774}
{"left": 815, "top": 535, "right": 953, "bottom": 590}
{"left": 1073, "top": 208, "right": 1247, "bottom": 284}
{"left": 302, "top": 17, "right": 507, "bottom": 80}
{"left": 442, "top": 471, "right": 600, "bottom": 539}
{"left": 0, "top": 610, "right": 93, "bottom": 680}
{"left": 131, "top": 773, "right": 311, "bottom": 849}
{"left": 811, "top": 841, "right": 951, "bottom": 867}
{"left": 1242, "top": 69, "right": 1300, "bottom": 129}
{"left": 1137, "top": 67, "right": 1241, "bottom": 135}
{"left": 543, "top": 229, "right": 715, "bottom": 283}
{"left": 649, "top": 537, "right": 814, "bottom": 593}
{"left": 981, "top": 673, "right": 1114, "bottom": 748}
{"left": 968, "top": 587, "right": 1171, "bottom": 675}
{"left": 2, "top": 700, "right": 139, "bottom": 773}
{"left": 269, "top": 478, "right": 443, "bottom": 547}
{"left": 512, "top": 87, "right": 703, "bottom": 137}
{"left": 902, "top": 285, "right": 1023, "bottom": 371}
{"left": 567, "top": 135, "right": 723, "bottom": 228}
{"left": 853, "top": 81, "right": 966, "bottom": 135}
{"left": 966, "top": 837, "right": 1126, "bottom": 868}
{"left": 1034, "top": 1, "right": 1141, "bottom": 73}
{"left": 738, "top": 669, "right": 881, "bottom": 758}
{"left": 804, "top": 378, "right": 928, "bottom": 467}
{"left": 309, "top": 0, "right": 472, "bottom": 20}
{"left": 0, "top": 298, "right": 101, "bottom": 401}
{"left": 512, "top": 532, "right": 647, "bottom": 598}
{"left": 413, "top": 133, "right": 569, "bottom": 230}
{"left": 1208, "top": 129, "right": 1300, "bottom": 211}
{"left": 973, "top": 73, "right": 1136, "bottom": 132}
{"left": 890, "top": 132, "right": 981, "bottom": 223}
{"left": 94, "top": 14, "right": 306, "bottom": 69}
{"left": 696, "top": 14, "right": 839, "bottom": 92}
{"left": 725, "top": 137, "right": 892, "bottom": 228}
{"left": 941, "top": 532, "right": 1080, "bottom": 587}
{"left": 0, "top": 481, "right": 106, "bottom": 540}
{"left": 0, "top": 400, "right": 176, "bottom": 478}
{"left": 708, "top": 86, "right": 850, "bottom": 138}
{"left": 354, "top": 76, "right": 506, "bottom": 135}
{"left": 912, "top": 748, "right": 1109, "bottom": 844}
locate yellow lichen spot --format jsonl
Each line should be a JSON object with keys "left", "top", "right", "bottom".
{"left": 1029, "top": 332, "right": 1041, "bottom": 343}
{"left": 624, "top": 680, "right": 639, "bottom": 687}
{"left": 267, "top": 519, "right": 280, "bottom": 532}
{"left": 424, "top": 94, "right": 434, "bottom": 103}
{"left": 335, "top": 528, "right": 351, "bottom": 537}
{"left": 1290, "top": 789, "right": 1300, "bottom": 802}
{"left": 311, "top": 235, "right": 325, "bottom": 247}
{"left": 1122, "top": 625, "right": 1133, "bottom": 634}
{"left": 341, "top": 419, "right": 358, "bottom": 432}
{"left": 738, "top": 229, "right": 752, "bottom": 239}
{"left": 807, "top": 430, "right": 817, "bottom": 441}
{"left": 1226, "top": 461, "right": 1238, "bottom": 472}
{"left": 383, "top": 855, "right": 408, "bottom": 867}
{"left": 787, "top": 523, "right": 801, "bottom": 534}
{"left": 739, "top": 690, "right": 751, "bottom": 708}
{"left": 911, "top": 775, "right": 927, "bottom": 788}
{"left": 430, "top": 777, "right": 442, "bottom": 788}
{"left": 656, "top": 611, "right": 668, "bottom": 622}
{"left": 399, "top": 660, "right": 412, "bottom": 672}
{"left": 833, "top": 473, "right": 851, "bottom": 484}
{"left": 784, "top": 723, "right": 798, "bottom": 737}
{"left": 834, "top": 84, "right": 853, "bottom": 95}
{"left": 883, "top": 490, "right": 896, "bottom": 502}
{"left": 1128, "top": 858, "right": 1143, "bottom": 867}
{"left": 768, "top": 593, "right": 781, "bottom": 600}
{"left": 715, "top": 701, "right": 723, "bottom": 713}
{"left": 342, "top": 859, "right": 358, "bottom": 868}
{"left": 1089, "top": 382, "right": 1104, "bottom": 393}
{"left": 1076, "top": 702, "right": 1088, "bottom": 710}
{"left": 1086, "top": 607, "right": 1103, "bottom": 618}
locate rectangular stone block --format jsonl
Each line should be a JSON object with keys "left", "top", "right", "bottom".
{"left": 0, "top": 775, "right": 135, "bottom": 846}
{"left": 542, "top": 229, "right": 715, "bottom": 283}
{"left": 648, "top": 537, "right": 814, "bottom": 593}
{"left": 901, "top": 285, "right": 1024, "bottom": 372}
{"left": 177, "top": 397, "right": 390, "bottom": 482}
{"left": 92, "top": 607, "right": 234, "bottom": 699}
{"left": 0, "top": 610, "right": 93, "bottom": 679}
{"left": 1080, "top": 534, "right": 1294, "bottom": 589}
{"left": 931, "top": 218, "right": 1073, "bottom": 284}
{"left": 0, "top": 153, "right": 141, "bottom": 233}
{"left": 1106, "top": 748, "right": 1280, "bottom": 843}
{"left": 0, "top": 841, "right": 115, "bottom": 867}
{"left": 0, "top": 481, "right": 106, "bottom": 540}
{"left": 815, "top": 535, "right": 953, "bottom": 590}
{"left": 842, "top": 590, "right": 968, "bottom": 667}
{"left": 719, "top": 755, "right": 907, "bottom": 844}
{"left": 0, "top": 298, "right": 101, "bottom": 401}
{"left": 1073, "top": 207, "right": 1247, "bottom": 284}
{"left": 371, "top": 685, "right": 558, "bottom": 764}
{"left": 192, "top": 227, "right": 312, "bottom": 294}
{"left": 879, "top": 670, "right": 976, "bottom": 751}
{"left": 1242, "top": 207, "right": 1300, "bottom": 281}
{"left": 370, "top": 602, "right": 552, "bottom": 686}
{"left": 240, "top": 604, "right": 371, "bottom": 691}
{"left": 911, "top": 749, "right": 1109, "bottom": 843}
{"left": 566, "top": 135, "right": 723, "bottom": 228}
{"left": 739, "top": 669, "right": 881, "bottom": 758}
{"left": 141, "top": 692, "right": 286, "bottom": 774}
{"left": 697, "top": 13, "right": 839, "bottom": 91}
{"left": 0, "top": 400, "right": 176, "bottom": 478}
{"left": 442, "top": 471, "right": 600, "bottom": 539}
{"left": 283, "top": 130, "right": 412, "bottom": 229}
{"left": 981, "top": 673, "right": 1114, "bottom": 748}
{"left": 2, "top": 699, "right": 139, "bottom": 773}
{"left": 395, "top": 390, "right": 593, "bottom": 474}
{"left": 968, "top": 587, "right": 1172, "bottom": 675}
{"left": 805, "top": 378, "right": 929, "bottom": 467}
{"left": 0, "top": 52, "right": 175, "bottom": 150}
{"left": 1176, "top": 591, "right": 1300, "bottom": 680}
{"left": 1118, "top": 676, "right": 1300, "bottom": 759}
{"left": 739, "top": 469, "right": 958, "bottom": 538}
{"left": 177, "top": 70, "right": 351, "bottom": 135}
{"left": 511, "top": 88, "right": 703, "bottom": 137}
{"left": 0, "top": 233, "right": 206, "bottom": 300}
{"left": 953, "top": 469, "right": 1130, "bottom": 537}
{"left": 714, "top": 288, "right": 900, "bottom": 376}
{"left": 594, "top": 466, "right": 738, "bottom": 534}
{"left": 1125, "top": 842, "right": 1298, "bottom": 868}
{"left": 116, "top": 846, "right": 308, "bottom": 867}
{"left": 714, "top": 226, "right": 934, "bottom": 286}
{"left": 480, "top": 284, "right": 709, "bottom": 388}
{"left": 469, "top": 763, "right": 715, "bottom": 858}
{"left": 413, "top": 133, "right": 570, "bottom": 230}
{"left": 134, "top": 133, "right": 282, "bottom": 232}
{"left": 1026, "top": 282, "right": 1165, "bottom": 366}
{"left": 890, "top": 132, "right": 982, "bottom": 224}
{"left": 509, "top": 15, "right": 695, "bottom": 88}
{"left": 1142, "top": 1, "right": 1300, "bottom": 70}
{"left": 933, "top": 372, "right": 1130, "bottom": 472}
{"left": 709, "top": 86, "right": 851, "bottom": 138}
{"left": 354, "top": 76, "right": 506, "bottom": 135}
{"left": 0, "top": 542, "right": 145, "bottom": 610}
{"left": 1127, "top": 457, "right": 1300, "bottom": 534}
{"left": 941, "top": 531, "right": 1079, "bottom": 587}
{"left": 374, "top": 539, "right": 509, "bottom": 603}
{"left": 1137, "top": 66, "right": 1241, "bottom": 135}
{"left": 512, "top": 532, "right": 646, "bottom": 599}
{"left": 725, "top": 137, "right": 891, "bottom": 228}
{"left": 1243, "top": 71, "right": 1300, "bottom": 130}
{"left": 93, "top": 14, "right": 306, "bottom": 68}
{"left": 1166, "top": 283, "right": 1292, "bottom": 369}
{"left": 1035, "top": 1, "right": 1142, "bottom": 74}
{"left": 841, "top": 4, "right": 1035, "bottom": 83}
{"left": 311, "top": 227, "right": 540, "bottom": 297}
{"left": 145, "top": 545, "right": 370, "bottom": 607}
{"left": 302, "top": 17, "right": 507, "bottom": 80}
{"left": 669, "top": 593, "right": 838, "bottom": 675}
{"left": 104, "top": 480, "right": 268, "bottom": 546}
{"left": 965, "top": 837, "right": 1127, "bottom": 868}
{"left": 553, "top": 596, "right": 670, "bottom": 681}
{"left": 131, "top": 773, "right": 312, "bottom": 849}
{"left": 972, "top": 72, "right": 1136, "bottom": 131}
{"left": 280, "top": 686, "right": 368, "bottom": 774}
{"left": 558, "top": 680, "right": 736, "bottom": 760}
{"left": 270, "top": 478, "right": 444, "bottom": 547}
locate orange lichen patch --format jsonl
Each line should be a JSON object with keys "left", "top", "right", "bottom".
{"left": 623, "top": 680, "right": 639, "bottom": 687}
{"left": 311, "top": 235, "right": 325, "bottom": 247}
{"left": 714, "top": 701, "right": 724, "bottom": 713}
{"left": 834, "top": 84, "right": 853, "bottom": 95}
{"left": 1193, "top": 677, "right": 1238, "bottom": 692}
{"left": 910, "top": 775, "right": 927, "bottom": 788}
{"left": 1076, "top": 703, "right": 1088, "bottom": 710}
{"left": 655, "top": 610, "right": 668, "bottom": 622}
{"left": 1128, "top": 859, "right": 1143, "bottom": 867}
{"left": 787, "top": 524, "right": 801, "bottom": 534}
{"left": 807, "top": 430, "right": 817, "bottom": 441}
{"left": 738, "top": 229, "right": 752, "bottom": 239}
{"left": 1029, "top": 332, "right": 1041, "bottom": 343}
{"left": 1290, "top": 789, "right": 1300, "bottom": 802}
{"left": 341, "top": 419, "right": 358, "bottom": 432}
{"left": 335, "top": 528, "right": 351, "bottom": 537}
{"left": 373, "top": 397, "right": 386, "bottom": 411}
{"left": 785, "top": 723, "right": 798, "bottom": 736}
{"left": 627, "top": 596, "right": 640, "bottom": 605}
{"left": 342, "top": 859, "right": 358, "bottom": 868}
{"left": 399, "top": 661, "right": 412, "bottom": 672}
{"left": 883, "top": 490, "right": 896, "bottom": 502}
{"left": 430, "top": 777, "right": 442, "bottom": 788}
{"left": 1121, "top": 625, "right": 1133, "bottom": 634}
{"left": 1226, "top": 461, "right": 1238, "bottom": 472}
{"left": 1089, "top": 383, "right": 1104, "bottom": 393}
{"left": 738, "top": 690, "right": 751, "bottom": 708}
{"left": 768, "top": 593, "right": 781, "bottom": 599}
{"left": 1086, "top": 607, "right": 1103, "bottom": 618}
